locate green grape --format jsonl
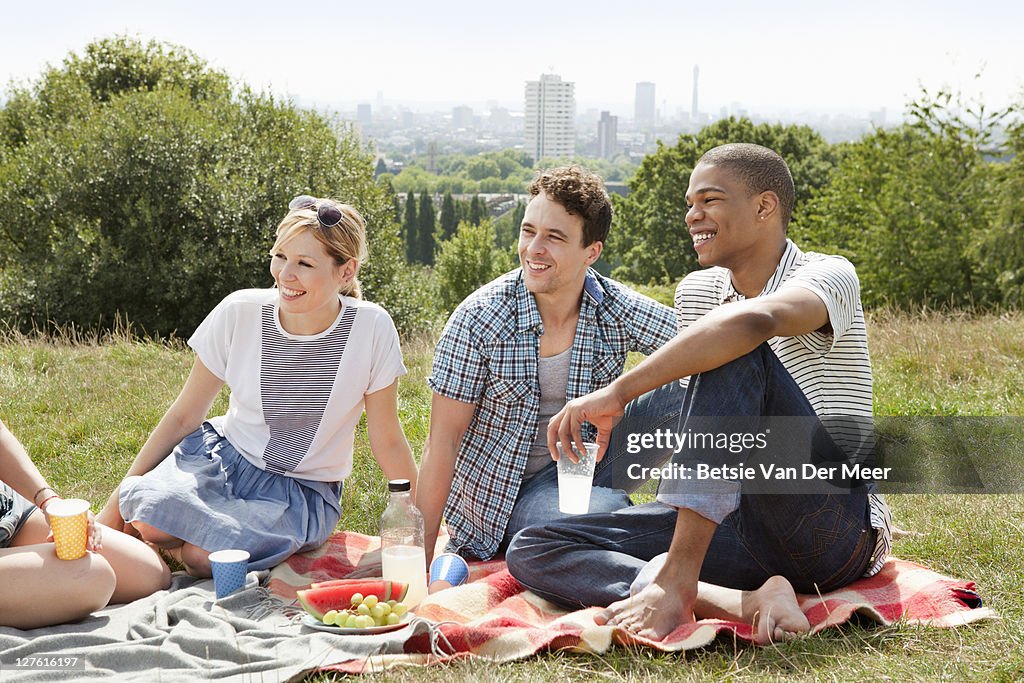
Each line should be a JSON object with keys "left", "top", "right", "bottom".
{"left": 386, "top": 613, "right": 400, "bottom": 625}
{"left": 350, "top": 592, "right": 364, "bottom": 607}
{"left": 322, "top": 609, "right": 339, "bottom": 626}
{"left": 392, "top": 602, "right": 409, "bottom": 617}
{"left": 345, "top": 614, "right": 360, "bottom": 628}
{"left": 373, "top": 615, "right": 386, "bottom": 627}
{"left": 356, "top": 603, "right": 371, "bottom": 616}
{"left": 363, "top": 595, "right": 379, "bottom": 609}
{"left": 378, "top": 602, "right": 392, "bottom": 616}
{"left": 358, "top": 614, "right": 376, "bottom": 629}
{"left": 387, "top": 599, "right": 398, "bottom": 607}
{"left": 370, "top": 604, "right": 385, "bottom": 620}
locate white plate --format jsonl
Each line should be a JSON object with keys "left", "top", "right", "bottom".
{"left": 301, "top": 613, "right": 411, "bottom": 635}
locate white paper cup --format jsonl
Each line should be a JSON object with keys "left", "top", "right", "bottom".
{"left": 47, "top": 498, "right": 91, "bottom": 560}
{"left": 556, "top": 442, "right": 599, "bottom": 514}
{"left": 209, "top": 549, "right": 250, "bottom": 599}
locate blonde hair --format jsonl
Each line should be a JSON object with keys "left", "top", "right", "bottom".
{"left": 271, "top": 199, "right": 369, "bottom": 299}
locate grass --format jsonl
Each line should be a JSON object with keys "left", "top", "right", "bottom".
{"left": 2, "top": 311, "right": 1023, "bottom": 681}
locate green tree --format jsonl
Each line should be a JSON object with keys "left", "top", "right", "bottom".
{"left": 607, "top": 117, "right": 838, "bottom": 285}
{"left": 0, "top": 37, "right": 429, "bottom": 336}
{"left": 402, "top": 191, "right": 418, "bottom": 263}
{"left": 434, "top": 219, "right": 515, "bottom": 312}
{"left": 439, "top": 191, "right": 458, "bottom": 240}
{"left": 417, "top": 191, "right": 436, "bottom": 265}
{"left": 494, "top": 200, "right": 526, "bottom": 251}
{"left": 469, "top": 195, "right": 487, "bottom": 226}
{"left": 981, "top": 120, "right": 1024, "bottom": 305}
{"left": 792, "top": 89, "right": 1012, "bottom": 308}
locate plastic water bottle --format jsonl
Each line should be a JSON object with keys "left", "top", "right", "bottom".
{"left": 379, "top": 479, "right": 427, "bottom": 607}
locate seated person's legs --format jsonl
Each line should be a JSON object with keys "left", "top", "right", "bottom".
{"left": 657, "top": 342, "right": 875, "bottom": 591}
{"left": 14, "top": 509, "right": 171, "bottom": 602}
{"left": 1, "top": 506, "right": 117, "bottom": 629}
{"left": 510, "top": 345, "right": 874, "bottom": 629}
{"left": 507, "top": 501, "right": 678, "bottom": 607}
{"left": 0, "top": 546, "right": 116, "bottom": 629}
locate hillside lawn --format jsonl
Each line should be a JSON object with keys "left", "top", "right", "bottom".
{"left": 2, "top": 310, "right": 1022, "bottom": 681}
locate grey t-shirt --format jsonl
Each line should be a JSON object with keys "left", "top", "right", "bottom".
{"left": 524, "top": 346, "right": 572, "bottom": 477}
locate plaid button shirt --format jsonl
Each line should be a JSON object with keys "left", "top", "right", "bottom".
{"left": 429, "top": 268, "right": 677, "bottom": 559}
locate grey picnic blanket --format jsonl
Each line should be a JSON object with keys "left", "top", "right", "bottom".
{"left": 0, "top": 572, "right": 435, "bottom": 682}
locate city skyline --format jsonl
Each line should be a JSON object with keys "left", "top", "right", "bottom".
{"left": 2, "top": 1, "right": 1022, "bottom": 121}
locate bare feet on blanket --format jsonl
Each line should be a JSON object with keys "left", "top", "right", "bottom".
{"left": 744, "top": 575, "right": 810, "bottom": 645}
{"left": 594, "top": 580, "right": 696, "bottom": 641}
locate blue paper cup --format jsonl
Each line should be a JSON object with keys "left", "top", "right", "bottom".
{"left": 429, "top": 553, "right": 470, "bottom": 593}
{"left": 209, "top": 549, "right": 250, "bottom": 599}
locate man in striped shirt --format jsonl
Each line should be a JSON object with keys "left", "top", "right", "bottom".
{"left": 507, "top": 143, "right": 892, "bottom": 644}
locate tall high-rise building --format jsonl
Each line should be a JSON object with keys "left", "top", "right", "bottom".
{"left": 356, "top": 103, "right": 372, "bottom": 126}
{"left": 634, "top": 81, "right": 656, "bottom": 128}
{"left": 524, "top": 74, "right": 575, "bottom": 161}
{"left": 597, "top": 111, "right": 618, "bottom": 158}
{"left": 691, "top": 65, "right": 700, "bottom": 121}
{"left": 452, "top": 105, "right": 474, "bottom": 129}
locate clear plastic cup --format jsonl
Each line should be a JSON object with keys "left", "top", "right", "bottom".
{"left": 556, "top": 442, "right": 599, "bottom": 514}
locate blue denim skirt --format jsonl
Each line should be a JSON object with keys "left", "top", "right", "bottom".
{"left": 0, "top": 482, "right": 36, "bottom": 548}
{"left": 119, "top": 422, "right": 342, "bottom": 570}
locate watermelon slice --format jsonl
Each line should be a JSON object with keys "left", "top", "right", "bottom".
{"left": 297, "top": 580, "right": 409, "bottom": 620}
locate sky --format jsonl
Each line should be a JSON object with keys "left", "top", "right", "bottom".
{"left": 2, "top": 0, "right": 1022, "bottom": 119}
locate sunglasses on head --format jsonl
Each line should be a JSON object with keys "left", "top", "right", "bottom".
{"left": 288, "top": 195, "right": 343, "bottom": 228}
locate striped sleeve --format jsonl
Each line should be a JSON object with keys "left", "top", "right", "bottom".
{"left": 779, "top": 256, "right": 859, "bottom": 354}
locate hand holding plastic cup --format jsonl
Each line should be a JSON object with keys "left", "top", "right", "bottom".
{"left": 429, "top": 553, "right": 470, "bottom": 593}
{"left": 556, "top": 442, "right": 599, "bottom": 514}
{"left": 46, "top": 498, "right": 91, "bottom": 560}
{"left": 209, "top": 549, "right": 250, "bottom": 599}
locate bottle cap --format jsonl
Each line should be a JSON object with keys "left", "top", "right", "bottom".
{"left": 388, "top": 479, "right": 412, "bottom": 492}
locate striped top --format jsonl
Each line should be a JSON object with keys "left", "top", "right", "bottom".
{"left": 189, "top": 288, "right": 406, "bottom": 483}
{"left": 673, "top": 240, "right": 891, "bottom": 576}
{"left": 259, "top": 303, "right": 356, "bottom": 474}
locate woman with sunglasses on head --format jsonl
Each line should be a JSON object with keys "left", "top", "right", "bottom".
{"left": 97, "top": 197, "right": 417, "bottom": 577}
{"left": 1, "top": 418, "right": 170, "bottom": 628}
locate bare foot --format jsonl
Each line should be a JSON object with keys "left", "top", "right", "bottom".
{"left": 594, "top": 580, "right": 695, "bottom": 641}
{"left": 743, "top": 575, "right": 809, "bottom": 645}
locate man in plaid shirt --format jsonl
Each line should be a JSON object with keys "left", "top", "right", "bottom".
{"left": 417, "top": 166, "right": 685, "bottom": 563}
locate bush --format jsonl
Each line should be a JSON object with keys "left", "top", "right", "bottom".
{"left": 434, "top": 220, "right": 515, "bottom": 314}
{"left": 0, "top": 36, "right": 425, "bottom": 337}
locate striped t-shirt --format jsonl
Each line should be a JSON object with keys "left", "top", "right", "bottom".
{"left": 188, "top": 288, "right": 407, "bottom": 483}
{"left": 671, "top": 239, "right": 892, "bottom": 577}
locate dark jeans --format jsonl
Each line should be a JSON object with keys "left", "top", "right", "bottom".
{"left": 506, "top": 344, "right": 875, "bottom": 608}
{"left": 500, "top": 379, "right": 686, "bottom": 550}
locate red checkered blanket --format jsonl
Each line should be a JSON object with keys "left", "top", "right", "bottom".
{"left": 267, "top": 531, "right": 996, "bottom": 674}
